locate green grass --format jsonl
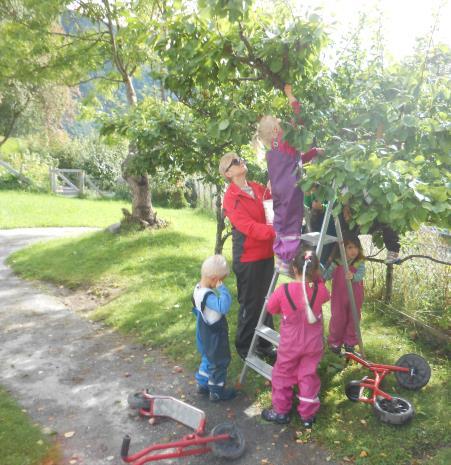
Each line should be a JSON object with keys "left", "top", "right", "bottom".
{"left": 0, "top": 190, "right": 129, "bottom": 228}
{"left": 6, "top": 204, "right": 450, "bottom": 465}
{"left": 0, "top": 386, "right": 58, "bottom": 465}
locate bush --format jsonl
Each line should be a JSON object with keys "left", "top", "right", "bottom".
{"left": 150, "top": 171, "right": 188, "bottom": 209}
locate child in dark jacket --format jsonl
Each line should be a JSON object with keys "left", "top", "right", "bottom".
{"left": 192, "top": 254, "right": 237, "bottom": 401}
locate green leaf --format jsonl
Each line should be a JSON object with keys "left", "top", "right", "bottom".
{"left": 218, "top": 119, "right": 230, "bottom": 131}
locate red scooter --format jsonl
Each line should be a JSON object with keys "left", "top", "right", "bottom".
{"left": 121, "top": 390, "right": 245, "bottom": 464}
{"left": 343, "top": 352, "right": 431, "bottom": 425}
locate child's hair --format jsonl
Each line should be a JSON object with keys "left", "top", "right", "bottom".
{"left": 344, "top": 235, "right": 365, "bottom": 263}
{"left": 291, "top": 248, "right": 320, "bottom": 281}
{"left": 291, "top": 248, "right": 320, "bottom": 324}
{"left": 219, "top": 152, "right": 238, "bottom": 180}
{"left": 201, "top": 254, "right": 229, "bottom": 278}
{"left": 256, "top": 115, "right": 281, "bottom": 148}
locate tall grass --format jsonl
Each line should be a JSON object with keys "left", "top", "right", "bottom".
{"left": 363, "top": 229, "right": 450, "bottom": 333}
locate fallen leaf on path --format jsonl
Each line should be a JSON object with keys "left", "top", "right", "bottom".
{"left": 64, "top": 431, "right": 75, "bottom": 438}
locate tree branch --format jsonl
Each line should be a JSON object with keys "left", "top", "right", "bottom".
{"left": 366, "top": 254, "right": 451, "bottom": 266}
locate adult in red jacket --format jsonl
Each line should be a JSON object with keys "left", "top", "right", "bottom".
{"left": 219, "top": 152, "right": 276, "bottom": 360}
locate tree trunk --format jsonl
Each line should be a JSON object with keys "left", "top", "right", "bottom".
{"left": 384, "top": 264, "right": 393, "bottom": 304}
{"left": 214, "top": 183, "right": 232, "bottom": 254}
{"left": 103, "top": 0, "right": 155, "bottom": 226}
{"left": 214, "top": 184, "right": 226, "bottom": 254}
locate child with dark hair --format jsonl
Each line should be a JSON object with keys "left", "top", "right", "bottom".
{"left": 261, "top": 250, "right": 330, "bottom": 428}
{"left": 323, "top": 236, "right": 365, "bottom": 354}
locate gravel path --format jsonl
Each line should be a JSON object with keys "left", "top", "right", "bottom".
{"left": 0, "top": 228, "right": 337, "bottom": 465}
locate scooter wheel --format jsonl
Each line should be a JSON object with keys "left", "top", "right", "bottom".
{"left": 127, "top": 392, "right": 150, "bottom": 410}
{"left": 345, "top": 380, "right": 362, "bottom": 402}
{"left": 373, "top": 396, "right": 414, "bottom": 425}
{"left": 210, "top": 422, "right": 246, "bottom": 459}
{"left": 394, "top": 354, "right": 431, "bottom": 391}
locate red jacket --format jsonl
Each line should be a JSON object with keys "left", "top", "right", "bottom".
{"left": 223, "top": 181, "right": 275, "bottom": 263}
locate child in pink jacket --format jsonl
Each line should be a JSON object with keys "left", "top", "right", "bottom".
{"left": 323, "top": 236, "right": 365, "bottom": 354}
{"left": 261, "top": 250, "right": 330, "bottom": 428}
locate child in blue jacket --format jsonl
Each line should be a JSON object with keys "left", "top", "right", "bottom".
{"left": 192, "top": 255, "right": 237, "bottom": 402}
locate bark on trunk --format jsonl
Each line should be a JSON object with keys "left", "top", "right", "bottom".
{"left": 214, "top": 184, "right": 231, "bottom": 254}
{"left": 384, "top": 264, "right": 394, "bottom": 304}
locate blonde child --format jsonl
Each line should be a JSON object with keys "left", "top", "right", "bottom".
{"left": 192, "top": 255, "right": 237, "bottom": 401}
{"left": 261, "top": 250, "right": 330, "bottom": 428}
{"left": 257, "top": 84, "right": 324, "bottom": 272}
{"left": 323, "top": 236, "right": 365, "bottom": 353}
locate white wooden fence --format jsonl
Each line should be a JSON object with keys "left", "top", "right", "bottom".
{"left": 192, "top": 179, "right": 219, "bottom": 211}
{"left": 49, "top": 168, "right": 106, "bottom": 197}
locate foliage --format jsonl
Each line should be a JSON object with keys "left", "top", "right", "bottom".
{"left": 296, "top": 41, "right": 451, "bottom": 236}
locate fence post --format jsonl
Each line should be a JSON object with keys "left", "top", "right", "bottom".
{"left": 79, "top": 170, "right": 85, "bottom": 195}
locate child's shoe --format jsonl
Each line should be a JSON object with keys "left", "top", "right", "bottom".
{"left": 385, "top": 251, "right": 401, "bottom": 265}
{"left": 300, "top": 417, "right": 315, "bottom": 429}
{"left": 196, "top": 384, "right": 209, "bottom": 396}
{"left": 261, "top": 408, "right": 291, "bottom": 425}
{"left": 209, "top": 385, "right": 237, "bottom": 402}
{"left": 343, "top": 344, "right": 355, "bottom": 354}
{"left": 329, "top": 344, "right": 341, "bottom": 354}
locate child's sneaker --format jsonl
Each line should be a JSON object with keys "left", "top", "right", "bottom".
{"left": 209, "top": 385, "right": 237, "bottom": 402}
{"left": 261, "top": 408, "right": 291, "bottom": 425}
{"left": 385, "top": 251, "right": 401, "bottom": 265}
{"left": 301, "top": 417, "right": 315, "bottom": 429}
{"left": 329, "top": 344, "right": 341, "bottom": 354}
{"left": 344, "top": 344, "right": 355, "bottom": 354}
{"left": 196, "top": 384, "right": 209, "bottom": 396}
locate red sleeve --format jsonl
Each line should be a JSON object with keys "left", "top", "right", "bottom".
{"left": 301, "top": 147, "right": 319, "bottom": 163}
{"left": 223, "top": 193, "right": 275, "bottom": 242}
{"left": 267, "top": 286, "right": 282, "bottom": 315}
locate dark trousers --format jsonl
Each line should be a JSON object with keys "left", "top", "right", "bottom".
{"left": 310, "top": 209, "right": 400, "bottom": 258}
{"left": 342, "top": 219, "right": 400, "bottom": 253}
{"left": 233, "top": 257, "right": 274, "bottom": 359}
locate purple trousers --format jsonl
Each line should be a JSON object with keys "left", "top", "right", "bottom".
{"left": 266, "top": 148, "right": 303, "bottom": 262}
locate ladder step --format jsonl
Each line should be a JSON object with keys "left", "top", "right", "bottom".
{"left": 255, "top": 325, "right": 280, "bottom": 346}
{"left": 301, "top": 232, "right": 337, "bottom": 246}
{"left": 244, "top": 354, "right": 273, "bottom": 381}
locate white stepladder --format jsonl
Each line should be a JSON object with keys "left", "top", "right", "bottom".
{"left": 239, "top": 192, "right": 365, "bottom": 384}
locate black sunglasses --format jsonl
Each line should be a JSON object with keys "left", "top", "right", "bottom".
{"left": 225, "top": 157, "right": 244, "bottom": 172}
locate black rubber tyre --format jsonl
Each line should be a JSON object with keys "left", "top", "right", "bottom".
{"left": 394, "top": 354, "right": 431, "bottom": 391}
{"left": 210, "top": 422, "right": 246, "bottom": 459}
{"left": 373, "top": 396, "right": 414, "bottom": 425}
{"left": 127, "top": 392, "right": 151, "bottom": 410}
{"left": 345, "top": 380, "right": 362, "bottom": 402}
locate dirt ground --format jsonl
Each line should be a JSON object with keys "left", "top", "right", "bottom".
{"left": 0, "top": 228, "right": 337, "bottom": 465}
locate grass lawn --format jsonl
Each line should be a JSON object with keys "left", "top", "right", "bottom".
{"left": 6, "top": 203, "right": 451, "bottom": 465}
{"left": 0, "top": 386, "right": 59, "bottom": 465}
{"left": 0, "top": 190, "right": 129, "bottom": 228}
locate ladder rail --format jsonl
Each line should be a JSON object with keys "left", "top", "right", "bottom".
{"left": 239, "top": 267, "right": 280, "bottom": 384}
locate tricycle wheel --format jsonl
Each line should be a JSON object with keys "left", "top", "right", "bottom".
{"left": 394, "top": 354, "right": 431, "bottom": 391}
{"left": 127, "top": 392, "right": 150, "bottom": 410}
{"left": 345, "top": 380, "right": 362, "bottom": 402}
{"left": 373, "top": 396, "right": 414, "bottom": 425}
{"left": 210, "top": 422, "right": 245, "bottom": 459}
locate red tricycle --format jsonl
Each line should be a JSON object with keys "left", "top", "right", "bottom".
{"left": 343, "top": 352, "right": 431, "bottom": 425}
{"left": 121, "top": 390, "right": 245, "bottom": 464}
